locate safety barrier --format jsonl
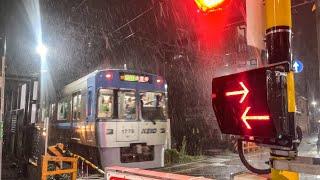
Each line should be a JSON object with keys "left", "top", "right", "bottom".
{"left": 231, "top": 140, "right": 260, "bottom": 153}
{"left": 41, "top": 155, "right": 78, "bottom": 180}
{"left": 243, "top": 142, "right": 260, "bottom": 153}
{"left": 105, "top": 166, "right": 212, "bottom": 180}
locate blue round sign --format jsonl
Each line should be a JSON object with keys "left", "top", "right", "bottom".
{"left": 293, "top": 60, "right": 303, "bottom": 73}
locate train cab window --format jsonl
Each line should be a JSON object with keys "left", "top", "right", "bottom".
{"left": 97, "top": 89, "right": 113, "bottom": 118}
{"left": 140, "top": 92, "right": 166, "bottom": 122}
{"left": 72, "top": 93, "right": 82, "bottom": 120}
{"left": 58, "top": 100, "right": 70, "bottom": 120}
{"left": 118, "top": 91, "right": 136, "bottom": 120}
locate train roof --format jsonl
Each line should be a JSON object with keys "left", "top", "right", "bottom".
{"left": 62, "top": 69, "right": 161, "bottom": 96}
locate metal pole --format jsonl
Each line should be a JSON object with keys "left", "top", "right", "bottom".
{"left": 316, "top": 0, "right": 320, "bottom": 129}
{"left": 314, "top": 105, "right": 317, "bottom": 133}
{"left": 44, "top": 117, "right": 48, "bottom": 155}
{"left": 265, "top": 0, "right": 299, "bottom": 179}
{"left": 0, "top": 36, "right": 6, "bottom": 180}
{"left": 41, "top": 63, "right": 48, "bottom": 155}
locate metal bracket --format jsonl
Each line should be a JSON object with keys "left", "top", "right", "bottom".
{"left": 270, "top": 149, "right": 297, "bottom": 158}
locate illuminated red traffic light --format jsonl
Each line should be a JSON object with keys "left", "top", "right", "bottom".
{"left": 241, "top": 107, "right": 270, "bottom": 130}
{"left": 225, "top": 82, "right": 249, "bottom": 103}
{"left": 212, "top": 63, "right": 294, "bottom": 148}
{"left": 194, "top": 0, "right": 227, "bottom": 12}
{"left": 212, "top": 69, "right": 273, "bottom": 137}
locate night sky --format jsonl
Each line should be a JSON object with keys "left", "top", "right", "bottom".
{"left": 1, "top": 1, "right": 317, "bottom": 95}
{"left": 1, "top": 0, "right": 243, "bottom": 87}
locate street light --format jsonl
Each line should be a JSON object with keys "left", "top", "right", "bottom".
{"left": 312, "top": 101, "right": 317, "bottom": 106}
{"left": 36, "top": 43, "right": 47, "bottom": 59}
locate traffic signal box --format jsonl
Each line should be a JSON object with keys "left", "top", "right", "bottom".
{"left": 212, "top": 62, "right": 295, "bottom": 148}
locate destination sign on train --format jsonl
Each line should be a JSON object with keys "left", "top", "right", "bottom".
{"left": 119, "top": 73, "right": 151, "bottom": 83}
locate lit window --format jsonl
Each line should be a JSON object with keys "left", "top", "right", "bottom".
{"left": 140, "top": 92, "right": 166, "bottom": 121}
{"left": 118, "top": 91, "right": 136, "bottom": 120}
{"left": 98, "top": 89, "right": 113, "bottom": 118}
{"left": 72, "top": 93, "right": 82, "bottom": 120}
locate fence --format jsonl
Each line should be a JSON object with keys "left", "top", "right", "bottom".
{"left": 41, "top": 155, "right": 78, "bottom": 180}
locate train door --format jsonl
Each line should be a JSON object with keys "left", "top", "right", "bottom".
{"left": 87, "top": 87, "right": 94, "bottom": 122}
{"left": 71, "top": 91, "right": 82, "bottom": 143}
{"left": 85, "top": 86, "right": 95, "bottom": 146}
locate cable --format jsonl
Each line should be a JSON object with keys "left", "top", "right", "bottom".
{"left": 109, "top": 4, "right": 157, "bottom": 35}
{"left": 237, "top": 139, "right": 271, "bottom": 174}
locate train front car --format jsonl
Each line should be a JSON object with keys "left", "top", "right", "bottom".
{"left": 87, "top": 70, "right": 169, "bottom": 169}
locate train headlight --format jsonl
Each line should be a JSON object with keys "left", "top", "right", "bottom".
{"left": 156, "top": 76, "right": 163, "bottom": 84}
{"left": 105, "top": 72, "right": 113, "bottom": 80}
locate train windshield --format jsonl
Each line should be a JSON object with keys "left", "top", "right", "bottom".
{"left": 118, "top": 90, "right": 136, "bottom": 120}
{"left": 140, "top": 92, "right": 166, "bottom": 121}
{"left": 97, "top": 89, "right": 113, "bottom": 118}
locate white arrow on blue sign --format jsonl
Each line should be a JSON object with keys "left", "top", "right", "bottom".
{"left": 293, "top": 60, "right": 303, "bottom": 73}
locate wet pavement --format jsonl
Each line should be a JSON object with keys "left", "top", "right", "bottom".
{"left": 157, "top": 152, "right": 266, "bottom": 180}
{"left": 1, "top": 156, "right": 27, "bottom": 180}
{"left": 158, "top": 134, "right": 320, "bottom": 180}
{"left": 298, "top": 134, "right": 320, "bottom": 180}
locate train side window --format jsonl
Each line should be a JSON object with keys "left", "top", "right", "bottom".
{"left": 80, "top": 93, "right": 86, "bottom": 120}
{"left": 118, "top": 90, "right": 136, "bottom": 120}
{"left": 97, "top": 89, "right": 113, "bottom": 119}
{"left": 57, "top": 100, "right": 69, "bottom": 120}
{"left": 72, "top": 92, "right": 82, "bottom": 120}
{"left": 49, "top": 103, "right": 56, "bottom": 120}
{"left": 87, "top": 90, "right": 92, "bottom": 116}
{"left": 57, "top": 103, "right": 63, "bottom": 120}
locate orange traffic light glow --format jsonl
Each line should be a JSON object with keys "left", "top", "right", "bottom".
{"left": 194, "top": 0, "right": 225, "bottom": 12}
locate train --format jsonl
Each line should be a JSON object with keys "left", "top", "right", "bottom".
{"left": 44, "top": 69, "right": 170, "bottom": 169}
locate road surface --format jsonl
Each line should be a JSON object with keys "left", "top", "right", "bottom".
{"left": 158, "top": 134, "right": 320, "bottom": 180}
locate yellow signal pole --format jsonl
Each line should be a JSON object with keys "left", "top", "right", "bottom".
{"left": 265, "top": 0, "right": 298, "bottom": 179}
{"left": 265, "top": 0, "right": 292, "bottom": 65}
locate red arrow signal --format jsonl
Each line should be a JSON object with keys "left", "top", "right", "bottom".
{"left": 225, "top": 82, "right": 249, "bottom": 103}
{"left": 241, "top": 107, "right": 270, "bottom": 129}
